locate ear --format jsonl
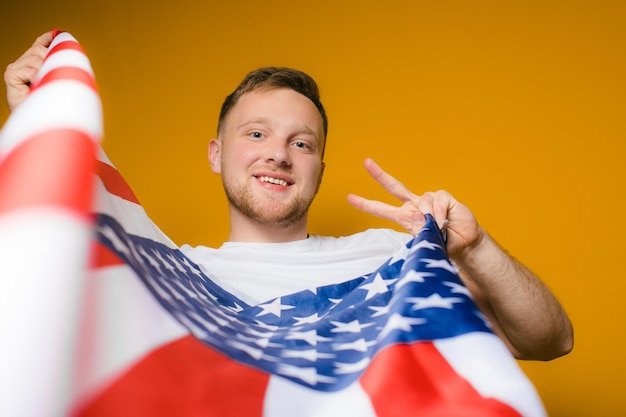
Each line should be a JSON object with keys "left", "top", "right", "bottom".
{"left": 208, "top": 138, "right": 222, "bottom": 174}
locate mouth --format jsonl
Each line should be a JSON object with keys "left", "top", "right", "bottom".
{"left": 255, "top": 175, "right": 293, "bottom": 187}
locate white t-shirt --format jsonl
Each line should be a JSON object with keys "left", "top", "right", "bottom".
{"left": 180, "top": 228, "right": 412, "bottom": 305}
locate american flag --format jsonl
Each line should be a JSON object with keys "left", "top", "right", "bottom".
{"left": 0, "top": 31, "right": 547, "bottom": 417}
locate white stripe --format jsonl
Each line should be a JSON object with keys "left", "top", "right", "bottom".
{"left": 34, "top": 49, "right": 95, "bottom": 84}
{"left": 74, "top": 265, "right": 188, "bottom": 404}
{"left": 0, "top": 81, "right": 102, "bottom": 155}
{"left": 48, "top": 32, "right": 80, "bottom": 50}
{"left": 264, "top": 376, "right": 377, "bottom": 417}
{"left": 94, "top": 177, "right": 178, "bottom": 248}
{"left": 0, "top": 208, "right": 91, "bottom": 417}
{"left": 434, "top": 333, "right": 547, "bottom": 417}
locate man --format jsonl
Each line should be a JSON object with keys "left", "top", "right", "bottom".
{"left": 5, "top": 31, "right": 573, "bottom": 362}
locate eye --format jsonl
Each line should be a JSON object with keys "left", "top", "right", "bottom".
{"left": 293, "top": 141, "right": 312, "bottom": 150}
{"left": 249, "top": 131, "right": 264, "bottom": 140}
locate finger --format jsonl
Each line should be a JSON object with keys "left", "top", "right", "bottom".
{"left": 5, "top": 56, "right": 43, "bottom": 92}
{"left": 432, "top": 190, "right": 453, "bottom": 229}
{"left": 6, "top": 40, "right": 49, "bottom": 87}
{"left": 415, "top": 192, "right": 445, "bottom": 226}
{"left": 416, "top": 191, "right": 452, "bottom": 230}
{"left": 348, "top": 193, "right": 426, "bottom": 235}
{"left": 13, "top": 32, "right": 52, "bottom": 63}
{"left": 347, "top": 193, "right": 398, "bottom": 222}
{"left": 32, "top": 31, "right": 54, "bottom": 48}
{"left": 4, "top": 32, "right": 53, "bottom": 111}
{"left": 363, "top": 158, "right": 413, "bottom": 202}
{"left": 415, "top": 192, "right": 434, "bottom": 215}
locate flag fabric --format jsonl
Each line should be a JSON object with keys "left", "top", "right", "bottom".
{"left": 0, "top": 30, "right": 102, "bottom": 417}
{"left": 0, "top": 31, "right": 547, "bottom": 417}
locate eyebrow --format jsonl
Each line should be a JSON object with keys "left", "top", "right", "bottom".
{"left": 237, "top": 118, "right": 320, "bottom": 138}
{"left": 236, "top": 118, "right": 270, "bottom": 131}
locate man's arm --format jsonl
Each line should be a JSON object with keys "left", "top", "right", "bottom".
{"left": 454, "top": 234, "right": 573, "bottom": 360}
{"left": 347, "top": 158, "right": 573, "bottom": 360}
{"left": 4, "top": 31, "right": 53, "bottom": 111}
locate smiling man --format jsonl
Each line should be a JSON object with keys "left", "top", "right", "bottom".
{"left": 210, "top": 85, "right": 326, "bottom": 242}
{"left": 4, "top": 32, "right": 573, "bottom": 365}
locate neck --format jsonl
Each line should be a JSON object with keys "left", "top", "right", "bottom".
{"left": 227, "top": 208, "right": 309, "bottom": 243}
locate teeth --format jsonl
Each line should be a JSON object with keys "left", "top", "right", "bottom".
{"left": 259, "top": 176, "right": 288, "bottom": 187}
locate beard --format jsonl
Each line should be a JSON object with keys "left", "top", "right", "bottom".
{"left": 222, "top": 176, "right": 317, "bottom": 228}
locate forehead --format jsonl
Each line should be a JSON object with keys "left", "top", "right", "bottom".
{"left": 225, "top": 88, "right": 325, "bottom": 138}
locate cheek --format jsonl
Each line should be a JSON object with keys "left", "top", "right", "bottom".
{"left": 304, "top": 162, "right": 325, "bottom": 190}
{"left": 220, "top": 145, "right": 261, "bottom": 179}
{"left": 224, "top": 143, "right": 258, "bottom": 164}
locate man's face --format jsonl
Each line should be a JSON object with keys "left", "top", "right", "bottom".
{"left": 209, "top": 88, "right": 326, "bottom": 228}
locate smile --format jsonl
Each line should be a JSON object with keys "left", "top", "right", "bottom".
{"left": 257, "top": 176, "right": 290, "bottom": 187}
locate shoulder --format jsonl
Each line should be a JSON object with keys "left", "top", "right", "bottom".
{"left": 180, "top": 228, "right": 412, "bottom": 257}
{"left": 314, "top": 228, "right": 411, "bottom": 243}
{"left": 312, "top": 228, "right": 411, "bottom": 249}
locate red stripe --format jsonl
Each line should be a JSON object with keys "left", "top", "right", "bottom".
{"left": 52, "top": 28, "right": 65, "bottom": 39}
{"left": 33, "top": 67, "right": 97, "bottom": 92}
{"left": 73, "top": 335, "right": 270, "bottom": 417}
{"left": 0, "top": 129, "right": 96, "bottom": 216}
{"left": 48, "top": 39, "right": 85, "bottom": 56}
{"left": 97, "top": 160, "right": 140, "bottom": 204}
{"left": 361, "top": 342, "right": 521, "bottom": 417}
{"left": 90, "top": 241, "right": 125, "bottom": 268}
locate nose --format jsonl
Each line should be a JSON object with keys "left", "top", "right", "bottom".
{"left": 264, "top": 139, "right": 292, "bottom": 167}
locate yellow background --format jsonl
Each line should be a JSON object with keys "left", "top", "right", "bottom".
{"left": 1, "top": 1, "right": 624, "bottom": 415}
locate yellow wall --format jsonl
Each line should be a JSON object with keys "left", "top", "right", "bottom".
{"left": 1, "top": 1, "right": 624, "bottom": 415}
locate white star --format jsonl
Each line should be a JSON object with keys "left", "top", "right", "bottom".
{"left": 166, "top": 253, "right": 188, "bottom": 273}
{"left": 154, "top": 250, "right": 176, "bottom": 274}
{"left": 328, "top": 298, "right": 343, "bottom": 306}
{"left": 226, "top": 302, "right": 245, "bottom": 313}
{"left": 147, "top": 278, "right": 171, "bottom": 300}
{"left": 420, "top": 258, "right": 457, "bottom": 274}
{"left": 139, "top": 246, "right": 161, "bottom": 273}
{"left": 389, "top": 245, "right": 410, "bottom": 264}
{"left": 195, "top": 285, "right": 219, "bottom": 303}
{"left": 395, "top": 270, "right": 436, "bottom": 290}
{"left": 292, "top": 313, "right": 320, "bottom": 326}
{"left": 334, "top": 357, "right": 370, "bottom": 374}
{"left": 444, "top": 281, "right": 472, "bottom": 297}
{"left": 254, "top": 321, "right": 280, "bottom": 331}
{"left": 179, "top": 310, "right": 230, "bottom": 341}
{"left": 411, "top": 239, "right": 442, "bottom": 251}
{"left": 406, "top": 293, "right": 464, "bottom": 310}
{"left": 99, "top": 225, "right": 129, "bottom": 256}
{"left": 276, "top": 364, "right": 336, "bottom": 385}
{"left": 127, "top": 243, "right": 146, "bottom": 267}
{"left": 244, "top": 326, "right": 277, "bottom": 338}
{"left": 164, "top": 276, "right": 198, "bottom": 300}
{"left": 180, "top": 257, "right": 203, "bottom": 276}
{"left": 378, "top": 313, "right": 426, "bottom": 340}
{"left": 256, "top": 298, "right": 295, "bottom": 318}
{"left": 330, "top": 319, "right": 374, "bottom": 333}
{"left": 285, "top": 330, "right": 332, "bottom": 346}
{"left": 176, "top": 314, "right": 212, "bottom": 339}
{"left": 281, "top": 349, "right": 335, "bottom": 362}
{"left": 333, "top": 338, "right": 376, "bottom": 352}
{"left": 205, "top": 307, "right": 232, "bottom": 327}
{"left": 235, "top": 334, "right": 281, "bottom": 349}
{"left": 369, "top": 304, "right": 391, "bottom": 317}
{"left": 227, "top": 340, "right": 265, "bottom": 360}
{"left": 158, "top": 278, "right": 182, "bottom": 300}
{"left": 360, "top": 273, "right": 396, "bottom": 300}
